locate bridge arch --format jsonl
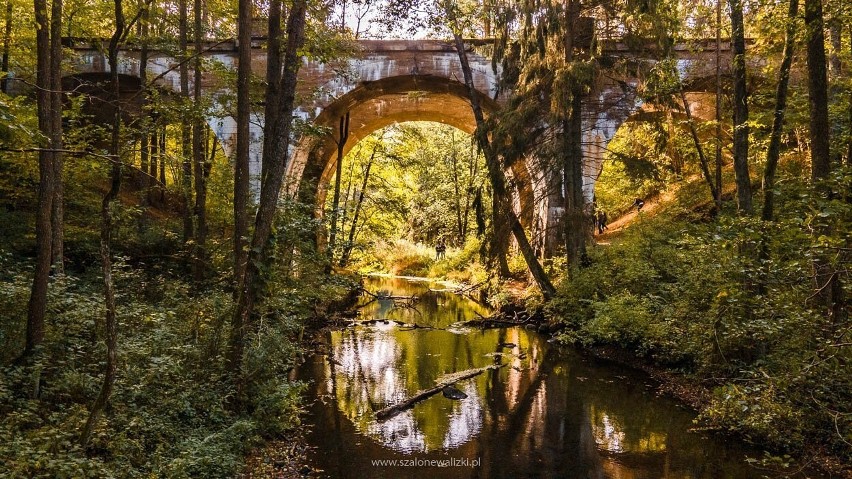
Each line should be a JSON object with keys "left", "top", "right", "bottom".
{"left": 286, "top": 74, "right": 538, "bottom": 228}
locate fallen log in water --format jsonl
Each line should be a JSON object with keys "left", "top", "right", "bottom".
{"left": 375, "top": 364, "right": 505, "bottom": 421}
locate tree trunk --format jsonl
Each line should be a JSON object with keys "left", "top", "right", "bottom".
{"left": 233, "top": 0, "right": 251, "bottom": 289}
{"left": 25, "top": 0, "right": 58, "bottom": 356}
{"left": 761, "top": 0, "right": 798, "bottom": 222}
{"left": 849, "top": 29, "right": 852, "bottom": 166}
{"left": 228, "top": 0, "right": 307, "bottom": 409}
{"left": 49, "top": 0, "right": 63, "bottom": 274}
{"left": 449, "top": 30, "right": 555, "bottom": 299}
{"left": 680, "top": 88, "right": 719, "bottom": 202}
{"left": 80, "top": 0, "right": 124, "bottom": 446}
{"left": 804, "top": 0, "right": 842, "bottom": 326}
{"left": 159, "top": 128, "right": 166, "bottom": 185}
{"left": 192, "top": 0, "right": 207, "bottom": 282}
{"left": 340, "top": 142, "right": 377, "bottom": 267}
{"left": 805, "top": 0, "right": 830, "bottom": 182}
{"left": 1, "top": 0, "right": 10, "bottom": 93}
{"left": 563, "top": 91, "right": 587, "bottom": 270}
{"left": 139, "top": 5, "right": 149, "bottom": 190}
{"left": 261, "top": 0, "right": 281, "bottom": 187}
{"left": 491, "top": 193, "right": 510, "bottom": 277}
{"left": 179, "top": 0, "right": 193, "bottom": 243}
{"left": 714, "top": 0, "right": 723, "bottom": 210}
{"left": 339, "top": 147, "right": 356, "bottom": 243}
{"left": 728, "top": 0, "right": 753, "bottom": 214}
{"left": 562, "top": 0, "right": 588, "bottom": 271}
{"left": 450, "top": 134, "right": 464, "bottom": 243}
{"left": 328, "top": 112, "right": 350, "bottom": 263}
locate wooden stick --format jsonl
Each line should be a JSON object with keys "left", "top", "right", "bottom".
{"left": 375, "top": 364, "right": 505, "bottom": 420}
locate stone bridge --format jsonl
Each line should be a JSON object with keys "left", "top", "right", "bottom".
{"left": 67, "top": 37, "right": 735, "bottom": 255}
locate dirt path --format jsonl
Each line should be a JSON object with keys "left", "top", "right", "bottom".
{"left": 593, "top": 188, "right": 676, "bottom": 244}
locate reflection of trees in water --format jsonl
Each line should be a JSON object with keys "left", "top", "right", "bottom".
{"left": 360, "top": 277, "right": 490, "bottom": 327}
{"left": 309, "top": 278, "right": 763, "bottom": 478}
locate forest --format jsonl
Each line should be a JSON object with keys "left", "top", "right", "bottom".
{"left": 0, "top": 0, "right": 850, "bottom": 476}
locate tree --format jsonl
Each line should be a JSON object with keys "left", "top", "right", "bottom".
{"left": 761, "top": 0, "right": 799, "bottom": 221}
{"left": 233, "top": 0, "right": 251, "bottom": 288}
{"left": 1, "top": 0, "right": 10, "bottom": 93}
{"left": 805, "top": 0, "right": 831, "bottom": 181}
{"left": 192, "top": 0, "right": 208, "bottom": 281}
{"left": 228, "top": 0, "right": 308, "bottom": 407}
{"left": 804, "top": 0, "right": 844, "bottom": 326}
{"left": 444, "top": 2, "right": 556, "bottom": 299}
{"left": 339, "top": 135, "right": 379, "bottom": 266}
{"left": 24, "top": 0, "right": 61, "bottom": 356}
{"left": 728, "top": 0, "right": 753, "bottom": 214}
{"left": 80, "top": 0, "right": 136, "bottom": 446}
{"left": 179, "top": 0, "right": 193, "bottom": 243}
{"left": 328, "top": 111, "right": 350, "bottom": 264}
{"left": 49, "top": 0, "right": 62, "bottom": 273}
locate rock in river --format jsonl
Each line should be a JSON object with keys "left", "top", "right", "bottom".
{"left": 442, "top": 385, "right": 468, "bottom": 400}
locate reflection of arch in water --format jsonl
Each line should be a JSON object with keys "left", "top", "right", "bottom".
{"left": 285, "top": 75, "right": 540, "bottom": 230}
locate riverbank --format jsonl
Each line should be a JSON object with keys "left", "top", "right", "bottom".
{"left": 477, "top": 277, "right": 851, "bottom": 477}
{"left": 492, "top": 215, "right": 852, "bottom": 477}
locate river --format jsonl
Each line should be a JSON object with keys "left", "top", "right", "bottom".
{"left": 297, "top": 276, "right": 819, "bottom": 478}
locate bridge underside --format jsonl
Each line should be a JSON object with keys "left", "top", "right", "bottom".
{"left": 287, "top": 75, "right": 539, "bottom": 231}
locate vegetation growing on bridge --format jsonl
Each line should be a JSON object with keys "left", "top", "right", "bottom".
{"left": 0, "top": 0, "right": 850, "bottom": 476}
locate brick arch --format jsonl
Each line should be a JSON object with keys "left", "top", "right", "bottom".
{"left": 286, "top": 74, "right": 537, "bottom": 228}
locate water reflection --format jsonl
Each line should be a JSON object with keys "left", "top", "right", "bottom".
{"left": 300, "top": 276, "right": 821, "bottom": 479}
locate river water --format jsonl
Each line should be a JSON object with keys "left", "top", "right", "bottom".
{"left": 298, "top": 276, "right": 818, "bottom": 478}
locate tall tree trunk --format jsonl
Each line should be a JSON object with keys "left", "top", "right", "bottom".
{"left": 828, "top": 21, "right": 843, "bottom": 165}
{"left": 261, "top": 0, "right": 281, "bottom": 187}
{"left": 462, "top": 146, "right": 478, "bottom": 239}
{"left": 49, "top": 0, "right": 63, "bottom": 274}
{"left": 233, "top": 0, "right": 251, "bottom": 289}
{"left": 328, "top": 112, "right": 350, "bottom": 263}
{"left": 680, "top": 88, "right": 719, "bottom": 202}
{"left": 491, "top": 193, "right": 511, "bottom": 277}
{"left": 849, "top": 30, "right": 852, "bottom": 166}
{"left": 562, "top": 0, "right": 588, "bottom": 271}
{"left": 80, "top": 0, "right": 124, "bottom": 446}
{"left": 228, "top": 0, "right": 307, "bottom": 408}
{"left": 159, "top": 128, "right": 166, "bottom": 185}
{"left": 192, "top": 0, "right": 207, "bottom": 282}
{"left": 340, "top": 142, "right": 377, "bottom": 267}
{"left": 804, "top": 0, "right": 842, "bottom": 325}
{"left": 450, "top": 133, "right": 464, "bottom": 243}
{"left": 714, "top": 0, "right": 723, "bottom": 210}
{"left": 1, "top": 0, "right": 11, "bottom": 93}
{"left": 179, "top": 0, "right": 193, "bottom": 243}
{"left": 25, "top": 0, "right": 57, "bottom": 356}
{"left": 139, "top": 5, "right": 149, "bottom": 190}
{"left": 761, "top": 0, "right": 798, "bottom": 222}
{"left": 728, "top": 0, "right": 753, "bottom": 214}
{"left": 449, "top": 30, "right": 555, "bottom": 299}
{"left": 805, "top": 0, "right": 830, "bottom": 181}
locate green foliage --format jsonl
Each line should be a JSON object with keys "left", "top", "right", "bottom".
{"left": 0, "top": 253, "right": 333, "bottom": 477}
{"left": 550, "top": 166, "right": 852, "bottom": 461}
{"left": 367, "top": 239, "right": 435, "bottom": 277}
{"left": 327, "top": 122, "right": 490, "bottom": 267}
